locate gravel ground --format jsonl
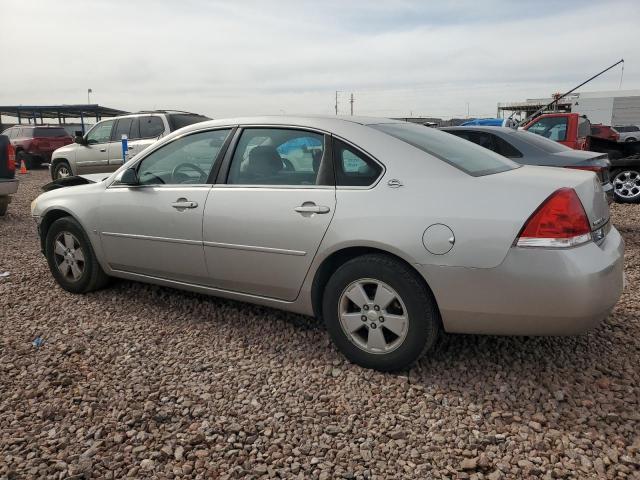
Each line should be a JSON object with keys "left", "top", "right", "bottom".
{"left": 1, "top": 169, "right": 639, "bottom": 480}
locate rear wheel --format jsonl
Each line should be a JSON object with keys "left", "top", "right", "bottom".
{"left": 52, "top": 160, "right": 72, "bottom": 180}
{"left": 45, "top": 217, "right": 109, "bottom": 293}
{"left": 322, "top": 254, "right": 440, "bottom": 371}
{"left": 612, "top": 168, "right": 640, "bottom": 203}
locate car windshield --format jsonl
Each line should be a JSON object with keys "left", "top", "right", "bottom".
{"left": 371, "top": 123, "right": 518, "bottom": 176}
{"left": 513, "top": 130, "right": 570, "bottom": 153}
{"left": 33, "top": 128, "right": 68, "bottom": 137}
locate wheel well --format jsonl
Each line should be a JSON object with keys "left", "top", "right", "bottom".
{"left": 39, "top": 209, "right": 71, "bottom": 252}
{"left": 310, "top": 246, "right": 439, "bottom": 320}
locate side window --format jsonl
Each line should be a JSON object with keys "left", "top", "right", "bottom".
{"left": 129, "top": 118, "right": 141, "bottom": 140}
{"left": 227, "top": 128, "right": 330, "bottom": 186}
{"left": 140, "top": 116, "right": 165, "bottom": 138}
{"left": 135, "top": 129, "right": 231, "bottom": 186}
{"left": 112, "top": 118, "right": 133, "bottom": 141}
{"left": 466, "top": 132, "right": 497, "bottom": 152}
{"left": 333, "top": 139, "right": 382, "bottom": 187}
{"left": 577, "top": 117, "right": 590, "bottom": 138}
{"left": 491, "top": 135, "right": 522, "bottom": 158}
{"left": 86, "top": 120, "right": 114, "bottom": 144}
{"left": 527, "top": 117, "right": 568, "bottom": 142}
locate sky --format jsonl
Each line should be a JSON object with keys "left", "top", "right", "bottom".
{"left": 1, "top": 0, "right": 639, "bottom": 120}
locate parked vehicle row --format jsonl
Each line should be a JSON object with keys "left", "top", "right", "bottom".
{"left": 521, "top": 113, "right": 640, "bottom": 203}
{"left": 441, "top": 126, "right": 613, "bottom": 200}
{"left": 31, "top": 116, "right": 623, "bottom": 371}
{"left": 50, "top": 110, "right": 210, "bottom": 180}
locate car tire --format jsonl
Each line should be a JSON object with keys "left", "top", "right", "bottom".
{"left": 625, "top": 137, "right": 637, "bottom": 143}
{"left": 52, "top": 160, "right": 72, "bottom": 180}
{"left": 45, "top": 216, "right": 110, "bottom": 293}
{"left": 322, "top": 254, "right": 440, "bottom": 371}
{"left": 0, "top": 196, "right": 8, "bottom": 216}
{"left": 611, "top": 168, "right": 640, "bottom": 204}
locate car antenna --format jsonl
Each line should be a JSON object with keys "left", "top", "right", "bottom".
{"left": 515, "top": 59, "right": 624, "bottom": 128}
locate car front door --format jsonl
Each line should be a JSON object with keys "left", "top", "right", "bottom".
{"left": 98, "top": 128, "right": 233, "bottom": 283}
{"left": 203, "top": 127, "right": 336, "bottom": 301}
{"left": 76, "top": 120, "right": 115, "bottom": 174}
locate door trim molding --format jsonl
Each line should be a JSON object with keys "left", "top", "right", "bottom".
{"left": 203, "top": 240, "right": 306, "bottom": 256}
{"left": 101, "top": 231, "right": 201, "bottom": 246}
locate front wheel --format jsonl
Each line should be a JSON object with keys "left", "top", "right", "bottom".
{"left": 612, "top": 168, "right": 640, "bottom": 203}
{"left": 45, "top": 217, "right": 109, "bottom": 293}
{"left": 322, "top": 254, "right": 440, "bottom": 371}
{"left": 52, "top": 160, "right": 72, "bottom": 180}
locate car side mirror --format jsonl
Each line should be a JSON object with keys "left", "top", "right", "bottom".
{"left": 119, "top": 167, "right": 139, "bottom": 186}
{"left": 74, "top": 134, "right": 85, "bottom": 144}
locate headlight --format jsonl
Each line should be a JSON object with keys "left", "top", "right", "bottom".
{"left": 30, "top": 198, "right": 38, "bottom": 215}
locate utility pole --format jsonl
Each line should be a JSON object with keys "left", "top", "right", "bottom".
{"left": 88, "top": 88, "right": 93, "bottom": 104}
{"left": 350, "top": 93, "right": 354, "bottom": 116}
{"left": 335, "top": 91, "right": 339, "bottom": 115}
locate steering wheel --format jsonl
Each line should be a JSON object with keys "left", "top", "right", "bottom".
{"left": 171, "top": 162, "right": 207, "bottom": 183}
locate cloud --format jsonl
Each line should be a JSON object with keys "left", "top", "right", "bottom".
{"left": 0, "top": 0, "right": 638, "bottom": 119}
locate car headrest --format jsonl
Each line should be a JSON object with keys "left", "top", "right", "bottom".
{"left": 248, "top": 146, "right": 283, "bottom": 176}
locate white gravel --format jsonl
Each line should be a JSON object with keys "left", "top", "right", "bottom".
{"left": 1, "top": 169, "right": 639, "bottom": 479}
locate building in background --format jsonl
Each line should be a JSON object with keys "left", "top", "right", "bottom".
{"left": 497, "top": 90, "right": 640, "bottom": 126}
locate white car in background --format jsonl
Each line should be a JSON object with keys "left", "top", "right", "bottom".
{"left": 614, "top": 125, "right": 640, "bottom": 143}
{"left": 49, "top": 110, "right": 210, "bottom": 179}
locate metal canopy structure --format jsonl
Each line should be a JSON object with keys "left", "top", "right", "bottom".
{"left": 0, "top": 104, "right": 130, "bottom": 133}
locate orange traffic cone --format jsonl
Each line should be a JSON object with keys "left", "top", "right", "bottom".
{"left": 19, "top": 159, "right": 28, "bottom": 174}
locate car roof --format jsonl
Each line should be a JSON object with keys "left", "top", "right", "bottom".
{"left": 171, "top": 115, "right": 405, "bottom": 136}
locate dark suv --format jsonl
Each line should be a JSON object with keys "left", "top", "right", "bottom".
{"left": 1, "top": 125, "right": 73, "bottom": 168}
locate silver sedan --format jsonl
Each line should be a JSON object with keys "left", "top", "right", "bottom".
{"left": 31, "top": 116, "right": 625, "bottom": 371}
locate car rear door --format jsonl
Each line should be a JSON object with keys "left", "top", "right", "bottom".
{"left": 202, "top": 127, "right": 336, "bottom": 301}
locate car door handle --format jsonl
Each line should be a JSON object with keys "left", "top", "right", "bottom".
{"left": 171, "top": 200, "right": 198, "bottom": 209}
{"left": 99, "top": 148, "right": 106, "bottom": 152}
{"left": 294, "top": 204, "right": 330, "bottom": 214}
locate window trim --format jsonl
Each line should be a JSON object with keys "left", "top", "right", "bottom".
{"left": 215, "top": 125, "right": 336, "bottom": 189}
{"left": 108, "top": 126, "right": 236, "bottom": 189}
{"left": 331, "top": 134, "right": 386, "bottom": 190}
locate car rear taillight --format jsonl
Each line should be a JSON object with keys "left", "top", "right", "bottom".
{"left": 516, "top": 188, "right": 591, "bottom": 248}
{"left": 7, "top": 143, "right": 16, "bottom": 172}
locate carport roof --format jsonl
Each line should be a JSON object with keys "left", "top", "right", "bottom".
{"left": 0, "top": 104, "right": 129, "bottom": 119}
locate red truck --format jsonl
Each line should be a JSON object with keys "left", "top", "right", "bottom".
{"left": 522, "top": 112, "right": 640, "bottom": 203}
{"left": 0, "top": 125, "right": 73, "bottom": 169}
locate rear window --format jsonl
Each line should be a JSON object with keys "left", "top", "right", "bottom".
{"left": 167, "top": 114, "right": 210, "bottom": 131}
{"left": 33, "top": 128, "right": 69, "bottom": 138}
{"left": 514, "top": 131, "right": 570, "bottom": 153}
{"left": 371, "top": 123, "right": 518, "bottom": 176}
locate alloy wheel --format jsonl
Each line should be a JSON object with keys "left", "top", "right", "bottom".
{"left": 338, "top": 278, "right": 409, "bottom": 354}
{"left": 56, "top": 165, "right": 71, "bottom": 178}
{"left": 613, "top": 170, "right": 640, "bottom": 200}
{"left": 53, "top": 232, "right": 85, "bottom": 281}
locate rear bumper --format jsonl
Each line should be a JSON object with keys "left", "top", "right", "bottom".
{"left": 0, "top": 178, "right": 18, "bottom": 196}
{"left": 419, "top": 227, "right": 625, "bottom": 335}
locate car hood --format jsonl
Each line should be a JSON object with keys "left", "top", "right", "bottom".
{"left": 41, "top": 173, "right": 109, "bottom": 192}
{"left": 52, "top": 143, "right": 78, "bottom": 157}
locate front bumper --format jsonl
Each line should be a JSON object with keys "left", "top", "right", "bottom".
{"left": 0, "top": 178, "right": 18, "bottom": 196}
{"left": 419, "top": 226, "right": 625, "bottom": 335}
